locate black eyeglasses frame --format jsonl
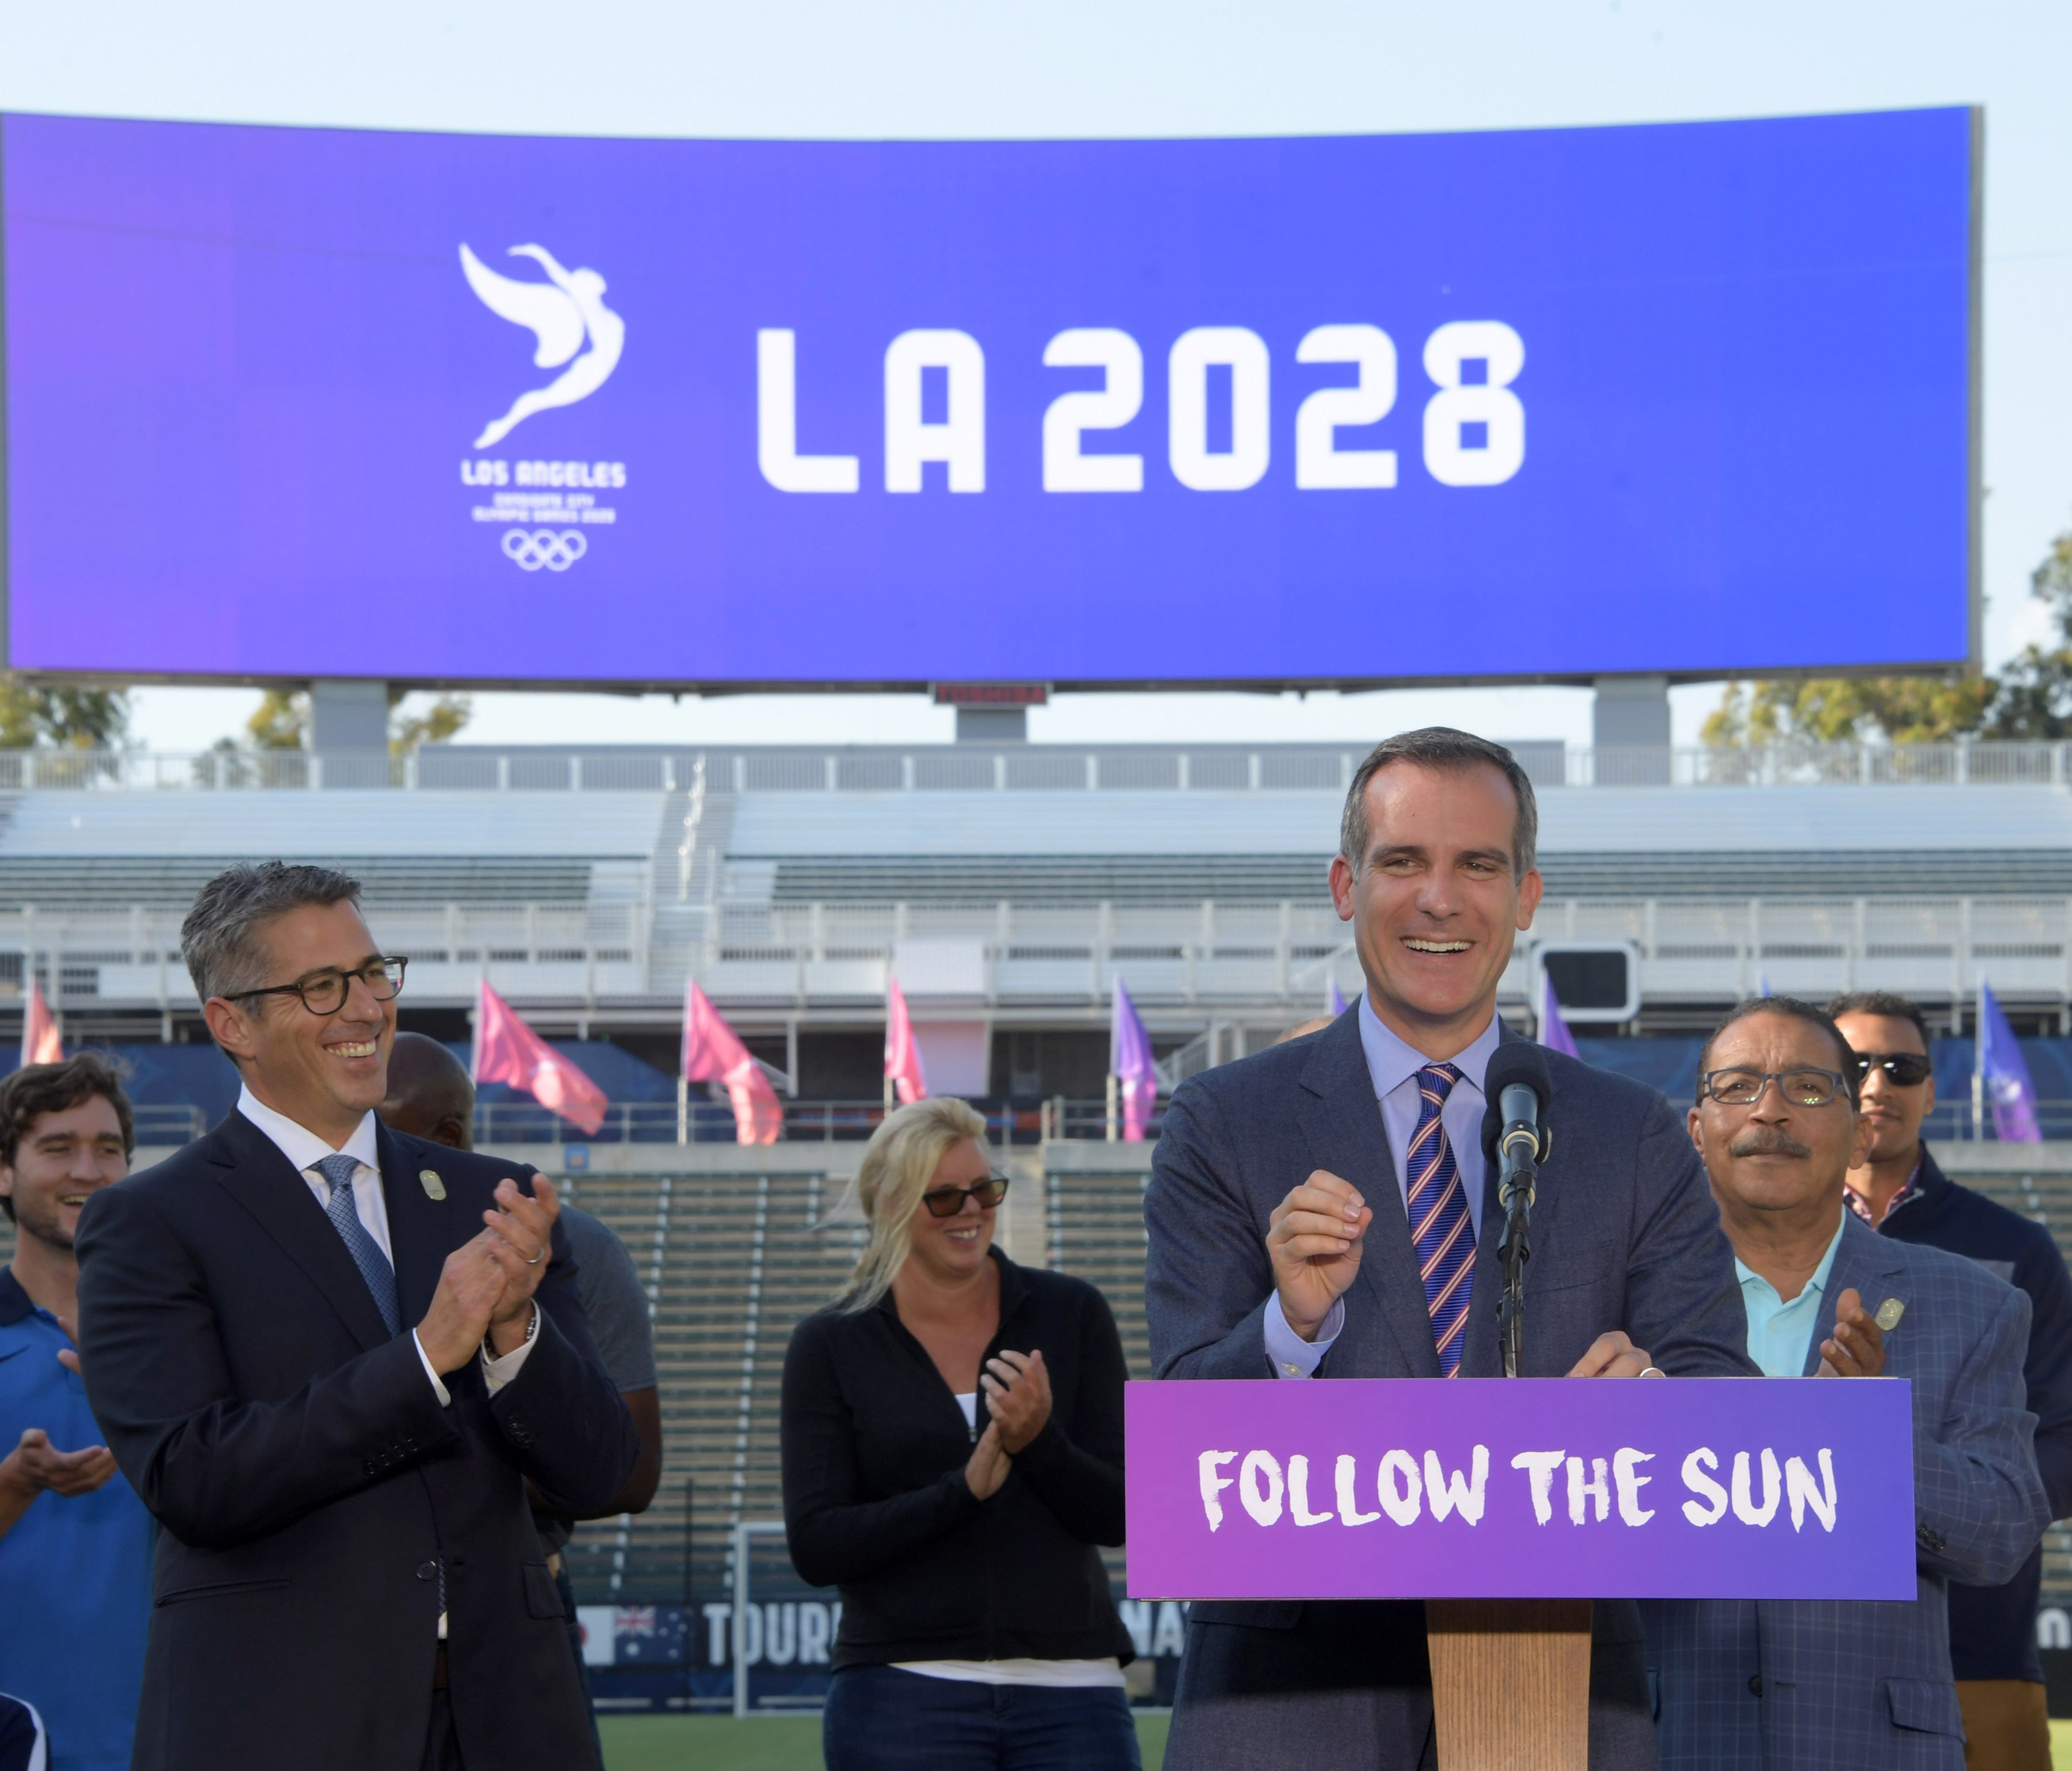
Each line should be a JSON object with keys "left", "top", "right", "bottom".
{"left": 221, "top": 956, "right": 409, "bottom": 1016}
{"left": 919, "top": 1175, "right": 1011, "bottom": 1218}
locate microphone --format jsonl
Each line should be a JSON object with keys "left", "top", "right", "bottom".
{"left": 1480, "top": 1044, "right": 1552, "bottom": 1378}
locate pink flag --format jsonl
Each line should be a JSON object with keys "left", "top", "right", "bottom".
{"left": 21, "top": 981, "right": 61, "bottom": 1068}
{"left": 682, "top": 981, "right": 782, "bottom": 1146}
{"left": 1111, "top": 980, "right": 1157, "bottom": 1143}
{"left": 884, "top": 978, "right": 928, "bottom": 1104}
{"left": 473, "top": 980, "right": 608, "bottom": 1136}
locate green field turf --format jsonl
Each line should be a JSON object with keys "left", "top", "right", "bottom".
{"left": 601, "top": 1712, "right": 2072, "bottom": 1770}
{"left": 598, "top": 1711, "right": 1172, "bottom": 1770}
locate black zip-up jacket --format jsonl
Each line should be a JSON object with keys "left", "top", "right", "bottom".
{"left": 1879, "top": 1145, "right": 2072, "bottom": 1681}
{"left": 780, "top": 1249, "right": 1132, "bottom": 1669}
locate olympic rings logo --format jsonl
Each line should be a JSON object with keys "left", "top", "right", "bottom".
{"left": 502, "top": 529, "right": 589, "bottom": 572}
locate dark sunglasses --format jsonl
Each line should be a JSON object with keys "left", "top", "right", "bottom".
{"left": 920, "top": 1176, "right": 1010, "bottom": 1217}
{"left": 1852, "top": 1052, "right": 1933, "bottom": 1088}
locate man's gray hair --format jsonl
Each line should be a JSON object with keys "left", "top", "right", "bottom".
{"left": 1338, "top": 728, "right": 1539, "bottom": 880}
{"left": 181, "top": 861, "right": 364, "bottom": 1004}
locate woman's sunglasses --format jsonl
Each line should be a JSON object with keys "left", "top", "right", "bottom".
{"left": 1852, "top": 1052, "right": 1933, "bottom": 1088}
{"left": 920, "top": 1176, "right": 1011, "bottom": 1217}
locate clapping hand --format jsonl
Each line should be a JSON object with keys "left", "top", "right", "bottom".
{"left": 0, "top": 1427, "right": 118, "bottom": 1500}
{"left": 980, "top": 1349, "right": 1052, "bottom": 1454}
{"left": 1816, "top": 1289, "right": 1885, "bottom": 1378}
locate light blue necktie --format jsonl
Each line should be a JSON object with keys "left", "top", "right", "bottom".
{"left": 314, "top": 1153, "right": 403, "bottom": 1338}
{"left": 1406, "top": 1063, "right": 1475, "bottom": 1376}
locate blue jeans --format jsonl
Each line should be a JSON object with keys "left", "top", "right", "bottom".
{"left": 823, "top": 1665, "right": 1142, "bottom": 1771}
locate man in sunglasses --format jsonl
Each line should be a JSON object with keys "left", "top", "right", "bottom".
{"left": 1831, "top": 990, "right": 2072, "bottom": 1771}
{"left": 71, "top": 862, "right": 639, "bottom": 1771}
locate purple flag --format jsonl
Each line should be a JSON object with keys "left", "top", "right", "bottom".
{"left": 1329, "top": 978, "right": 1350, "bottom": 1018}
{"left": 1978, "top": 980, "right": 2042, "bottom": 1144}
{"left": 1111, "top": 980, "right": 1157, "bottom": 1142}
{"left": 1537, "top": 970, "right": 1580, "bottom": 1059}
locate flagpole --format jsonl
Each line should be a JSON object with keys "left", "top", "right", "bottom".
{"left": 677, "top": 1076, "right": 689, "bottom": 1146}
{"left": 1105, "top": 1073, "right": 1118, "bottom": 1143}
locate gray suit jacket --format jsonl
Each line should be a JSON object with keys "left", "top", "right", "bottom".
{"left": 1640, "top": 1215, "right": 2050, "bottom": 1771}
{"left": 1145, "top": 1009, "right": 1756, "bottom": 1771}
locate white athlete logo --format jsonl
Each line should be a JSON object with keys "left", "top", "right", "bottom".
{"left": 460, "top": 244, "right": 625, "bottom": 448}
{"left": 502, "top": 529, "right": 589, "bottom": 572}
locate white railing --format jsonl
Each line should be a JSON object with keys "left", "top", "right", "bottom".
{"left": 1, "top": 740, "right": 2068, "bottom": 795}
{"left": 13, "top": 893, "right": 2072, "bottom": 1015}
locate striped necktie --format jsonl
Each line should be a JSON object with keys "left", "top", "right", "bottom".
{"left": 314, "top": 1153, "right": 403, "bottom": 1338}
{"left": 1406, "top": 1063, "right": 1475, "bottom": 1376}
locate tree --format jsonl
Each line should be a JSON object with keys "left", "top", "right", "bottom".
{"left": 231, "top": 687, "right": 471, "bottom": 753}
{"left": 0, "top": 680, "right": 130, "bottom": 750}
{"left": 1704, "top": 525, "right": 2072, "bottom": 746}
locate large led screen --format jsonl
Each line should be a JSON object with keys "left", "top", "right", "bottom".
{"left": 0, "top": 108, "right": 1974, "bottom": 686}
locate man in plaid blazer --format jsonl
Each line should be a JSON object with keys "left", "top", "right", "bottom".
{"left": 1642, "top": 997, "right": 2050, "bottom": 1770}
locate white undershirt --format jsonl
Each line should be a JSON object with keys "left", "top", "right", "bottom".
{"left": 894, "top": 1388, "right": 1124, "bottom": 1689}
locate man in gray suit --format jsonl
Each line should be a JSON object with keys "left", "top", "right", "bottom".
{"left": 1642, "top": 996, "right": 2049, "bottom": 1770}
{"left": 1146, "top": 728, "right": 1758, "bottom": 1771}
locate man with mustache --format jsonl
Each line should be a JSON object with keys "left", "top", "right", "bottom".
{"left": 1830, "top": 991, "right": 2072, "bottom": 1771}
{"left": 1642, "top": 995, "right": 2050, "bottom": 1770}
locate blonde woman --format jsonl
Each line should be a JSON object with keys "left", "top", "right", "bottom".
{"left": 781, "top": 1098, "right": 1137, "bottom": 1771}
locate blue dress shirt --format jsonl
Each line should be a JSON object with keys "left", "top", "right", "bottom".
{"left": 0, "top": 1268, "right": 154, "bottom": 1771}
{"left": 1265, "top": 997, "right": 1506, "bottom": 1377}
{"left": 1736, "top": 1211, "right": 1846, "bottom": 1377}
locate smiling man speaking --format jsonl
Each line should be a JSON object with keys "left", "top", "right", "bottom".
{"left": 1145, "top": 728, "right": 1757, "bottom": 1771}
{"left": 72, "top": 863, "right": 638, "bottom": 1771}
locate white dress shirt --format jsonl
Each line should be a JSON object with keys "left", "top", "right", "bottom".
{"left": 235, "top": 1085, "right": 539, "bottom": 1404}
{"left": 1264, "top": 999, "right": 1506, "bottom": 1377}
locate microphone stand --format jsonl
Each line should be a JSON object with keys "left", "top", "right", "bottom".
{"left": 1495, "top": 1129, "right": 1538, "bottom": 1380}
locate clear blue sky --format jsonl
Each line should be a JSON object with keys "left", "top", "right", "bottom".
{"left": 3, "top": 0, "right": 2065, "bottom": 752}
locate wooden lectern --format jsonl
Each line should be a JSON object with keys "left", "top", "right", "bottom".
{"left": 1426, "top": 1598, "right": 1592, "bottom": 1770}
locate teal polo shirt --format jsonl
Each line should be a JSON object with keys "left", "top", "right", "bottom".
{"left": 1734, "top": 1214, "right": 1846, "bottom": 1378}
{"left": 0, "top": 1268, "right": 154, "bottom": 1771}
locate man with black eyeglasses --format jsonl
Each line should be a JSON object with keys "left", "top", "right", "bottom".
{"left": 72, "top": 862, "right": 637, "bottom": 1771}
{"left": 1831, "top": 990, "right": 2072, "bottom": 1771}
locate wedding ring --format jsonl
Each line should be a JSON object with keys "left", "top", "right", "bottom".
{"left": 524, "top": 1247, "right": 545, "bottom": 1265}
{"left": 1640, "top": 1365, "right": 1666, "bottom": 1378}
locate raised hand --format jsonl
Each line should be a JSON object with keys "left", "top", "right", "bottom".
{"left": 1817, "top": 1288, "right": 1885, "bottom": 1378}
{"left": 416, "top": 1233, "right": 514, "bottom": 1374}
{"left": 1266, "top": 1170, "right": 1373, "bottom": 1340}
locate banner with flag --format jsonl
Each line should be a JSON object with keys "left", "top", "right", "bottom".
{"left": 1111, "top": 980, "right": 1157, "bottom": 1143}
{"left": 1537, "top": 970, "right": 1580, "bottom": 1059}
{"left": 884, "top": 978, "right": 928, "bottom": 1105}
{"left": 473, "top": 980, "right": 608, "bottom": 1136}
{"left": 682, "top": 982, "right": 782, "bottom": 1145}
{"left": 20, "top": 981, "right": 61, "bottom": 1068}
{"left": 1977, "top": 981, "right": 2042, "bottom": 1144}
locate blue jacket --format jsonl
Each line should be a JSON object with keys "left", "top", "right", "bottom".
{"left": 1641, "top": 1214, "right": 2050, "bottom": 1771}
{"left": 1145, "top": 1009, "right": 1755, "bottom": 1771}
{"left": 1877, "top": 1146, "right": 2072, "bottom": 1680}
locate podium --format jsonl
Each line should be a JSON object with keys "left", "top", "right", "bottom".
{"left": 1125, "top": 1377, "right": 1915, "bottom": 1770}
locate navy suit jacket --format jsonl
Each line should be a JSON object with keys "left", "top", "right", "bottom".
{"left": 1144, "top": 1008, "right": 1755, "bottom": 1771}
{"left": 1640, "top": 1215, "right": 2050, "bottom": 1771}
{"left": 75, "top": 1110, "right": 639, "bottom": 1771}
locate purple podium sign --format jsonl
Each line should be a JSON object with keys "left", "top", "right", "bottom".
{"left": 1125, "top": 1379, "right": 1915, "bottom": 1602}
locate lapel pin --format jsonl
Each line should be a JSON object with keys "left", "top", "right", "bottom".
{"left": 419, "top": 1169, "right": 447, "bottom": 1202}
{"left": 1874, "top": 1297, "right": 1905, "bottom": 1332}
